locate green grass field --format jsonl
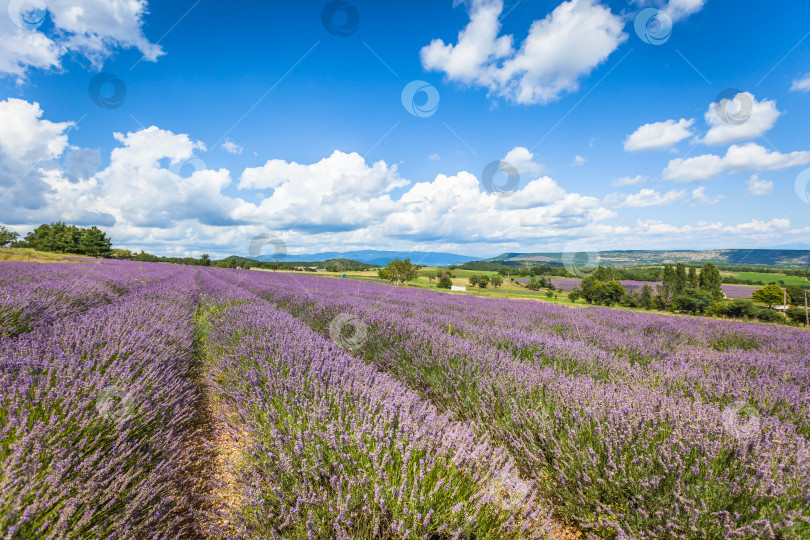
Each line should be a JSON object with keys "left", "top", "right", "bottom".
{"left": 724, "top": 271, "right": 810, "bottom": 288}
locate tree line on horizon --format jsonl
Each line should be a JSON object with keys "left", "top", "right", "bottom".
{"left": 0, "top": 223, "right": 380, "bottom": 271}
{"left": 1, "top": 222, "right": 112, "bottom": 257}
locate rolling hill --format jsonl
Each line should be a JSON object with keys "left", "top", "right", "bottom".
{"left": 487, "top": 249, "right": 810, "bottom": 268}
{"left": 252, "top": 250, "right": 480, "bottom": 267}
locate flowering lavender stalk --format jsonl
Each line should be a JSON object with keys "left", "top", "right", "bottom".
{"left": 211, "top": 269, "right": 810, "bottom": 538}
{"left": 0, "top": 259, "right": 181, "bottom": 339}
{"left": 196, "top": 269, "right": 554, "bottom": 539}
{"left": 0, "top": 266, "right": 203, "bottom": 538}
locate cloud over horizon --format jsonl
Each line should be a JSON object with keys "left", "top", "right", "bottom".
{"left": 1, "top": 97, "right": 806, "bottom": 257}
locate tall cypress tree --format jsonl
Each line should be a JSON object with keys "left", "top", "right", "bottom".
{"left": 674, "top": 263, "right": 687, "bottom": 294}
{"left": 688, "top": 266, "right": 699, "bottom": 288}
{"left": 699, "top": 263, "right": 723, "bottom": 300}
{"left": 661, "top": 265, "right": 674, "bottom": 295}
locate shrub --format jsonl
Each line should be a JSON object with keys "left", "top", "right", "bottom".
{"left": 787, "top": 306, "right": 807, "bottom": 324}
{"left": 756, "top": 309, "right": 783, "bottom": 323}
{"left": 672, "top": 288, "right": 714, "bottom": 314}
{"left": 725, "top": 299, "right": 760, "bottom": 318}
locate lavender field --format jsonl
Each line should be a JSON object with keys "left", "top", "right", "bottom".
{"left": 2, "top": 260, "right": 809, "bottom": 539}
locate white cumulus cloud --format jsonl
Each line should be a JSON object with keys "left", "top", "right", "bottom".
{"left": 702, "top": 92, "right": 780, "bottom": 146}
{"left": 420, "top": 0, "right": 626, "bottom": 105}
{"left": 790, "top": 73, "right": 810, "bottom": 93}
{"left": 222, "top": 139, "right": 243, "bottom": 155}
{"left": 503, "top": 146, "right": 544, "bottom": 176}
{"left": 745, "top": 175, "right": 773, "bottom": 196}
{"left": 632, "top": 0, "right": 705, "bottom": 22}
{"left": 663, "top": 143, "right": 810, "bottom": 183}
{"left": 687, "top": 187, "right": 724, "bottom": 205}
{"left": 605, "top": 188, "right": 685, "bottom": 208}
{"left": 624, "top": 118, "right": 694, "bottom": 152}
{"left": 0, "top": 0, "right": 162, "bottom": 78}
{"left": 5, "top": 98, "right": 809, "bottom": 257}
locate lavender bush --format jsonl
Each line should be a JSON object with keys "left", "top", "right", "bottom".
{"left": 196, "top": 269, "right": 554, "bottom": 539}
{"left": 0, "top": 260, "right": 180, "bottom": 339}
{"left": 2, "top": 260, "right": 806, "bottom": 539}
{"left": 214, "top": 269, "right": 810, "bottom": 539}
{"left": 0, "top": 265, "right": 203, "bottom": 538}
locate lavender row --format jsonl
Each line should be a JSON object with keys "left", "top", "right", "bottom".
{"left": 0, "top": 267, "right": 203, "bottom": 538}
{"left": 218, "top": 271, "right": 810, "bottom": 434}
{"left": 0, "top": 260, "right": 181, "bottom": 339}
{"left": 214, "top": 270, "right": 810, "bottom": 538}
{"left": 195, "top": 269, "right": 555, "bottom": 539}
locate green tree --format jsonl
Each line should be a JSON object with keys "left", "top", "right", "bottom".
{"left": 674, "top": 263, "right": 688, "bottom": 294}
{"left": 698, "top": 263, "right": 723, "bottom": 300}
{"left": 490, "top": 275, "right": 503, "bottom": 287}
{"left": 785, "top": 285, "right": 805, "bottom": 305}
{"left": 724, "top": 299, "right": 760, "bottom": 318}
{"left": 639, "top": 284, "right": 655, "bottom": 310}
{"left": 200, "top": 254, "right": 211, "bottom": 266}
{"left": 752, "top": 284, "right": 784, "bottom": 307}
{"left": 672, "top": 288, "right": 714, "bottom": 314}
{"left": 786, "top": 306, "right": 807, "bottom": 325}
{"left": 77, "top": 226, "right": 112, "bottom": 257}
{"left": 437, "top": 276, "right": 452, "bottom": 289}
{"left": 133, "top": 250, "right": 159, "bottom": 262}
{"left": 593, "top": 265, "right": 619, "bottom": 282}
{"left": 111, "top": 248, "right": 132, "bottom": 260}
{"left": 378, "top": 258, "right": 419, "bottom": 285}
{"left": 25, "top": 222, "right": 80, "bottom": 252}
{"left": 688, "top": 266, "right": 699, "bottom": 288}
{"left": 575, "top": 276, "right": 604, "bottom": 304}
{"left": 0, "top": 225, "right": 19, "bottom": 247}
{"left": 574, "top": 278, "right": 627, "bottom": 306}
{"left": 477, "top": 275, "right": 490, "bottom": 289}
{"left": 756, "top": 309, "right": 782, "bottom": 323}
{"left": 19, "top": 222, "right": 114, "bottom": 256}
{"left": 660, "top": 265, "right": 676, "bottom": 304}
{"left": 600, "top": 281, "right": 626, "bottom": 306}
{"left": 468, "top": 275, "right": 480, "bottom": 287}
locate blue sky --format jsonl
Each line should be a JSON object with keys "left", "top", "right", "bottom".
{"left": 1, "top": 0, "right": 809, "bottom": 258}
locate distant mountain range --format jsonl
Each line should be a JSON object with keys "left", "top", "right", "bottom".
{"left": 242, "top": 248, "right": 810, "bottom": 268}
{"left": 487, "top": 249, "right": 810, "bottom": 268}
{"left": 253, "top": 250, "right": 480, "bottom": 267}
{"left": 768, "top": 243, "right": 810, "bottom": 250}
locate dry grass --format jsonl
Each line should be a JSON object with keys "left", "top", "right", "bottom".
{"left": 0, "top": 247, "right": 90, "bottom": 263}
